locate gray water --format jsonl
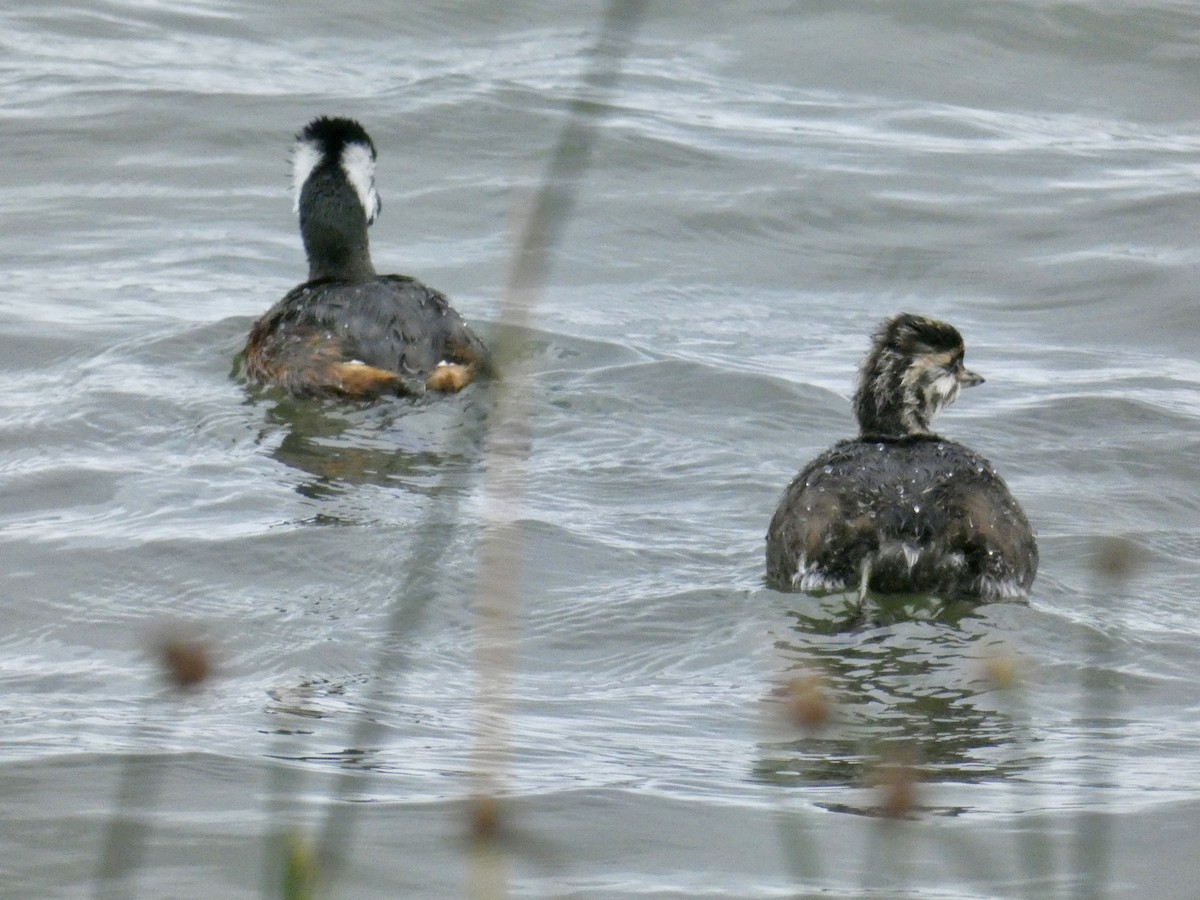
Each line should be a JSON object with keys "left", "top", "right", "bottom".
{"left": 2, "top": 1, "right": 1199, "bottom": 897}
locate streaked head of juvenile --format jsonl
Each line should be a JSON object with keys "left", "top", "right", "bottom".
{"left": 292, "top": 116, "right": 382, "bottom": 227}
{"left": 852, "top": 313, "right": 984, "bottom": 438}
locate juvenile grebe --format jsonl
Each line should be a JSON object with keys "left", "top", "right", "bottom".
{"left": 766, "top": 313, "right": 1037, "bottom": 602}
{"left": 244, "top": 116, "right": 490, "bottom": 398}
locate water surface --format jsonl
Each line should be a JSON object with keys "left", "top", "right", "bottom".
{"left": 2, "top": 1, "right": 1199, "bottom": 897}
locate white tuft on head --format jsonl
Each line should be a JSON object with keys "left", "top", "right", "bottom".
{"left": 340, "top": 141, "right": 381, "bottom": 225}
{"left": 292, "top": 138, "right": 323, "bottom": 214}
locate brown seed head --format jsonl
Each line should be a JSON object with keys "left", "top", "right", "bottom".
{"left": 873, "top": 753, "right": 920, "bottom": 820}
{"left": 981, "top": 651, "right": 1021, "bottom": 690}
{"left": 158, "top": 638, "right": 212, "bottom": 689}
{"left": 468, "top": 794, "right": 504, "bottom": 842}
{"left": 1091, "top": 535, "right": 1144, "bottom": 582}
{"left": 781, "top": 673, "right": 832, "bottom": 731}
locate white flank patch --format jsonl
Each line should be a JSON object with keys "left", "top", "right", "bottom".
{"left": 340, "top": 141, "right": 380, "bottom": 224}
{"left": 292, "top": 138, "right": 323, "bottom": 213}
{"left": 976, "top": 575, "right": 1026, "bottom": 600}
{"left": 795, "top": 565, "right": 847, "bottom": 594}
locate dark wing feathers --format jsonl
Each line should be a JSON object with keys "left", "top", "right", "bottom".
{"left": 244, "top": 275, "right": 490, "bottom": 397}
{"left": 766, "top": 437, "right": 1037, "bottom": 600}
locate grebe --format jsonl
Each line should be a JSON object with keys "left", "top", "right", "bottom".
{"left": 244, "top": 116, "right": 490, "bottom": 398}
{"left": 765, "top": 313, "right": 1037, "bottom": 602}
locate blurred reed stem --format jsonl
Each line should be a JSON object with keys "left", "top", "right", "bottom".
{"left": 95, "top": 634, "right": 212, "bottom": 900}
{"left": 94, "top": 748, "right": 161, "bottom": 900}
{"left": 1071, "top": 537, "right": 1140, "bottom": 900}
{"left": 467, "top": 0, "right": 648, "bottom": 842}
{"left": 253, "top": 3, "right": 650, "bottom": 898}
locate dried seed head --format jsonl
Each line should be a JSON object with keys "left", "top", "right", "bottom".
{"left": 781, "top": 673, "right": 832, "bottom": 731}
{"left": 1091, "top": 535, "right": 1144, "bottom": 582}
{"left": 468, "top": 794, "right": 503, "bottom": 842}
{"left": 158, "top": 637, "right": 212, "bottom": 689}
{"left": 981, "top": 651, "right": 1021, "bottom": 689}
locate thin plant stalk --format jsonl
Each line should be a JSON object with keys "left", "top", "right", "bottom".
{"left": 468, "top": 1, "right": 648, "bottom": 897}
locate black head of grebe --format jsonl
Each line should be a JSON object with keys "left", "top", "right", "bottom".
{"left": 291, "top": 116, "right": 383, "bottom": 283}
{"left": 851, "top": 312, "right": 984, "bottom": 439}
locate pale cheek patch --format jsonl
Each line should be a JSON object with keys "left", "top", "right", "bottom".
{"left": 900, "top": 356, "right": 934, "bottom": 398}
{"left": 292, "top": 139, "right": 323, "bottom": 213}
{"left": 899, "top": 356, "right": 960, "bottom": 432}
{"left": 340, "top": 142, "right": 381, "bottom": 224}
{"left": 925, "top": 371, "right": 960, "bottom": 414}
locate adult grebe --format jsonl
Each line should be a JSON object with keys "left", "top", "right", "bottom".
{"left": 244, "top": 116, "right": 490, "bottom": 398}
{"left": 766, "top": 313, "right": 1037, "bottom": 602}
